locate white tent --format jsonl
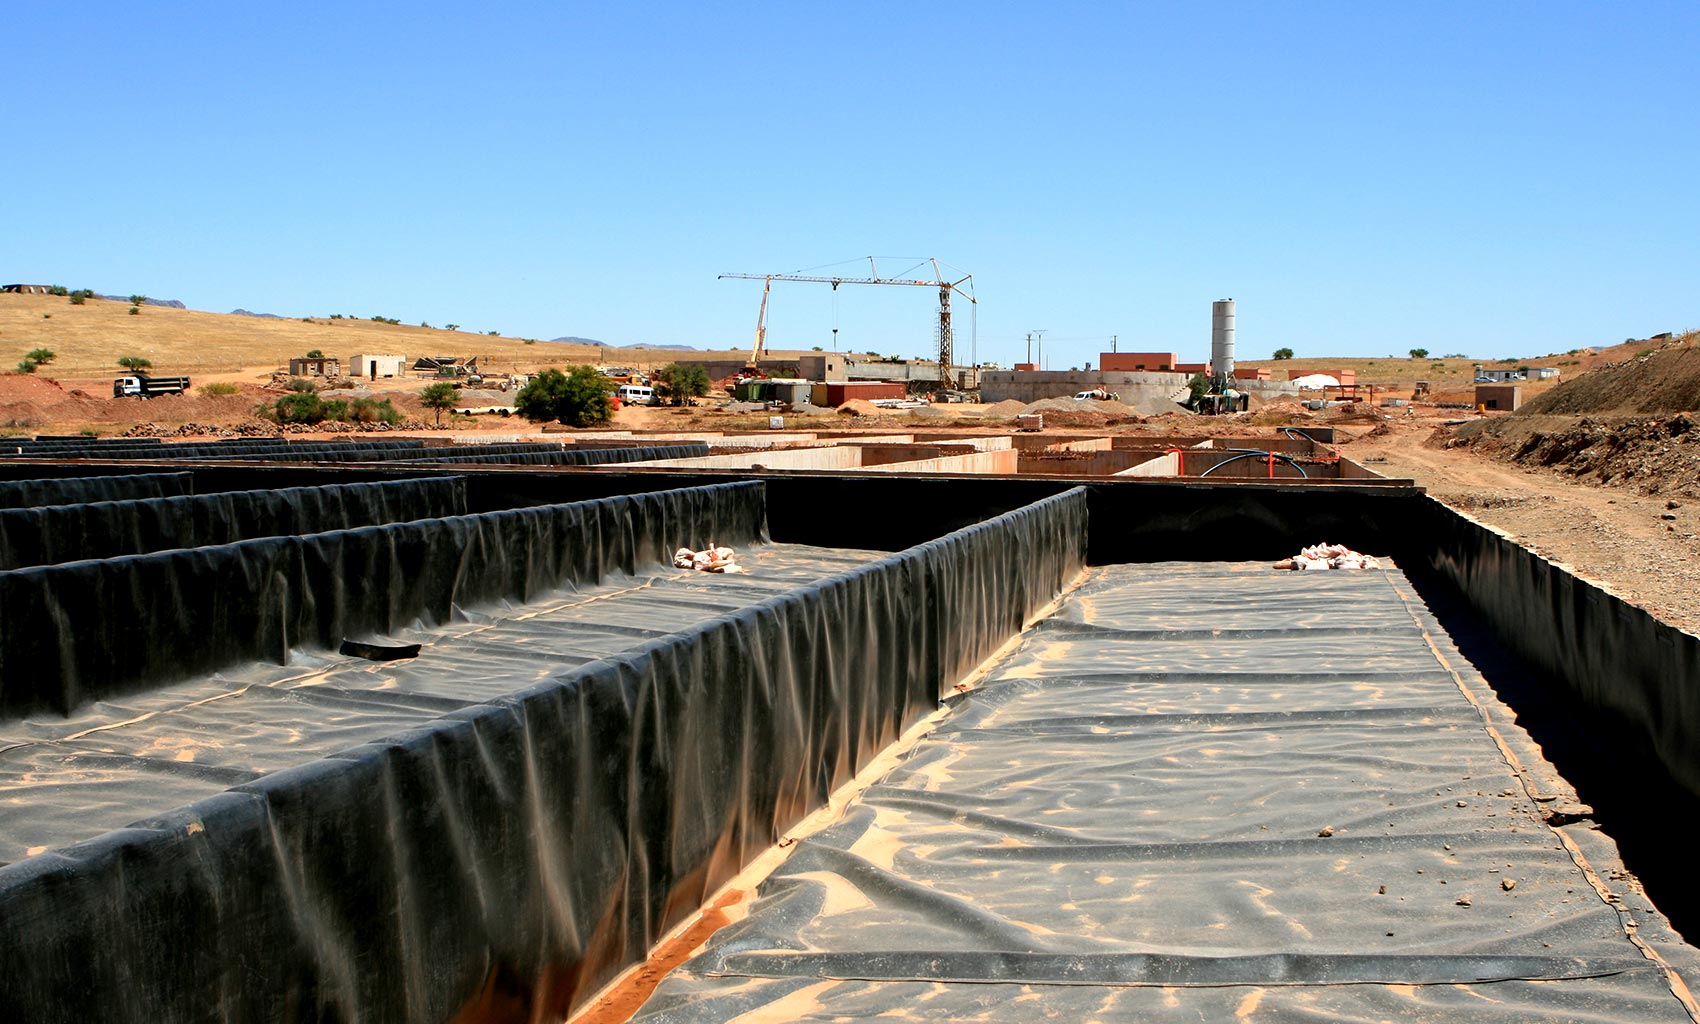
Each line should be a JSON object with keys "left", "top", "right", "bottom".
{"left": 1290, "top": 373, "right": 1340, "bottom": 391}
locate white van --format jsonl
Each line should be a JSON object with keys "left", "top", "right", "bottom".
{"left": 617, "top": 384, "right": 658, "bottom": 406}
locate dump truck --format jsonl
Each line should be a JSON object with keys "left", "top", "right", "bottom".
{"left": 112, "top": 374, "right": 191, "bottom": 398}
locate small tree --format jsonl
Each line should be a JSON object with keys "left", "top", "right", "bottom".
{"left": 69, "top": 289, "right": 93, "bottom": 305}
{"left": 514, "top": 366, "right": 614, "bottom": 426}
{"left": 118, "top": 356, "right": 153, "bottom": 373}
{"left": 419, "top": 381, "right": 459, "bottom": 425}
{"left": 1186, "top": 372, "right": 1210, "bottom": 407}
{"left": 26, "top": 348, "right": 55, "bottom": 366}
{"left": 1409, "top": 348, "right": 1429, "bottom": 359}
{"left": 128, "top": 294, "right": 148, "bottom": 307}
{"left": 1272, "top": 347, "right": 1294, "bottom": 360}
{"left": 445, "top": 324, "right": 460, "bottom": 332}
{"left": 654, "top": 362, "right": 712, "bottom": 406}
{"left": 305, "top": 349, "right": 324, "bottom": 359}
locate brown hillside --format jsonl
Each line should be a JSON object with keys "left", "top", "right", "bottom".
{"left": 1517, "top": 330, "right": 1700, "bottom": 416}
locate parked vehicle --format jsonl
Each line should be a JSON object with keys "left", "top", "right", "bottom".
{"left": 617, "top": 384, "right": 659, "bottom": 406}
{"left": 113, "top": 374, "right": 191, "bottom": 398}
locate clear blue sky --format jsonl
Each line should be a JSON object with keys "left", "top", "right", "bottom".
{"left": 7, "top": 2, "right": 1696, "bottom": 370}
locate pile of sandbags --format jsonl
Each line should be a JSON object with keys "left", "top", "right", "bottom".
{"left": 673, "top": 543, "right": 746, "bottom": 574}
{"left": 1273, "top": 543, "right": 1381, "bottom": 571}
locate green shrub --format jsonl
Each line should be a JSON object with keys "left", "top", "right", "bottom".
{"left": 47, "top": 285, "right": 68, "bottom": 296}
{"left": 349, "top": 396, "right": 403, "bottom": 424}
{"left": 274, "top": 392, "right": 325, "bottom": 423}
{"left": 319, "top": 398, "right": 350, "bottom": 422}
{"left": 514, "top": 366, "right": 614, "bottom": 426}
{"left": 15, "top": 360, "right": 39, "bottom": 374}
{"left": 654, "top": 362, "right": 711, "bottom": 406}
{"left": 200, "top": 382, "right": 240, "bottom": 397}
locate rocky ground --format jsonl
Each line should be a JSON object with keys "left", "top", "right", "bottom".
{"left": 1348, "top": 410, "right": 1700, "bottom": 635}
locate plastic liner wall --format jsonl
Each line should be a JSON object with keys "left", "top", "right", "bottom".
{"left": 1413, "top": 495, "right": 1700, "bottom": 797}
{"left": 386, "top": 443, "right": 711, "bottom": 466}
{"left": 0, "top": 471, "right": 194, "bottom": 508}
{"left": 0, "top": 481, "right": 767, "bottom": 718}
{"left": 0, "top": 477, "right": 469, "bottom": 570}
{"left": 0, "top": 487, "right": 1085, "bottom": 1024}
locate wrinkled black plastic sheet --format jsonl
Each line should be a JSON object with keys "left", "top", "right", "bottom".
{"left": 9, "top": 439, "right": 430, "bottom": 461}
{"left": 0, "top": 543, "right": 877, "bottom": 867}
{"left": 0, "top": 476, "right": 468, "bottom": 571}
{"left": 0, "top": 471, "right": 194, "bottom": 508}
{"left": 0, "top": 438, "right": 167, "bottom": 456}
{"left": 1414, "top": 496, "right": 1700, "bottom": 798}
{"left": 0, "top": 481, "right": 767, "bottom": 718}
{"left": 386, "top": 443, "right": 711, "bottom": 466}
{"left": 638, "top": 562, "right": 1697, "bottom": 1022}
{"left": 0, "top": 487, "right": 1084, "bottom": 1023}
{"left": 199, "top": 442, "right": 566, "bottom": 463}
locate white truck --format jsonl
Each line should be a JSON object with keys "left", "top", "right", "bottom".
{"left": 113, "top": 374, "right": 192, "bottom": 398}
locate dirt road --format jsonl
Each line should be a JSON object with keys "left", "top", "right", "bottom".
{"left": 1349, "top": 415, "right": 1700, "bottom": 635}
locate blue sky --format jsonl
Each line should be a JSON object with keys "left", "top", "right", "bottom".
{"left": 6, "top": 2, "right": 1696, "bottom": 369}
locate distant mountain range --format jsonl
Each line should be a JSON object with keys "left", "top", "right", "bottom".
{"left": 547, "top": 336, "right": 700, "bottom": 351}
{"left": 98, "top": 294, "right": 187, "bottom": 309}
{"left": 230, "top": 308, "right": 283, "bottom": 319}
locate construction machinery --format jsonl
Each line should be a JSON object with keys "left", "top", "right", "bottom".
{"left": 721, "top": 258, "right": 975, "bottom": 384}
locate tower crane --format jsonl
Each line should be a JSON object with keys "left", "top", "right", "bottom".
{"left": 720, "top": 258, "right": 975, "bottom": 385}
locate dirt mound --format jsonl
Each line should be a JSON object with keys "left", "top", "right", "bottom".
{"left": 984, "top": 399, "right": 1028, "bottom": 418}
{"left": 1462, "top": 414, "right": 1700, "bottom": 497}
{"left": 836, "top": 399, "right": 885, "bottom": 417}
{"left": 1518, "top": 331, "right": 1700, "bottom": 416}
{"left": 1234, "top": 400, "right": 1316, "bottom": 425}
{"left": 1020, "top": 396, "right": 1166, "bottom": 420}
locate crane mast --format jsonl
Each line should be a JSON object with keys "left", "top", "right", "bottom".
{"left": 720, "top": 258, "right": 974, "bottom": 385}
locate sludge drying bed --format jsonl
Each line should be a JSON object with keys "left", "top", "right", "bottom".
{"left": 0, "top": 542, "right": 875, "bottom": 864}
{"left": 632, "top": 562, "right": 1700, "bottom": 1023}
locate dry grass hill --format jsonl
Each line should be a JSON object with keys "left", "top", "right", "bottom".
{"left": 0, "top": 292, "right": 827, "bottom": 383}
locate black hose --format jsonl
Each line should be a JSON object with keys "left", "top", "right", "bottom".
{"left": 1198, "top": 449, "right": 1310, "bottom": 479}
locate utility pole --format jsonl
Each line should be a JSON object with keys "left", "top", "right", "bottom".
{"left": 1111, "top": 334, "right": 1118, "bottom": 353}
{"left": 1025, "top": 332, "right": 1033, "bottom": 364}
{"left": 1034, "top": 330, "right": 1047, "bottom": 370}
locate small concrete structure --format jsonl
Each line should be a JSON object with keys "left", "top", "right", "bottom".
{"left": 289, "top": 356, "right": 342, "bottom": 377}
{"left": 1, "top": 284, "right": 54, "bottom": 294}
{"left": 350, "top": 354, "right": 405, "bottom": 380}
{"left": 1475, "top": 384, "right": 1522, "bottom": 411}
{"left": 797, "top": 353, "right": 848, "bottom": 382}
